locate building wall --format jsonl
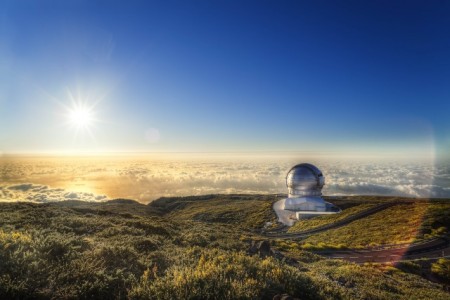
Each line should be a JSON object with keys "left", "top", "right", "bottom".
{"left": 283, "top": 196, "right": 326, "bottom": 211}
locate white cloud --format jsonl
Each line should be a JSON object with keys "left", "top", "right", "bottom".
{"left": 0, "top": 183, "right": 108, "bottom": 203}
{"left": 0, "top": 156, "right": 449, "bottom": 203}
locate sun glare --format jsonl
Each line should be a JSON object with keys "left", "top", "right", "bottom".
{"left": 69, "top": 106, "right": 93, "bottom": 129}
{"left": 61, "top": 89, "right": 102, "bottom": 143}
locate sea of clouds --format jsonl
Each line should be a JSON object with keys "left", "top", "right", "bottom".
{"left": 0, "top": 183, "right": 107, "bottom": 202}
{"left": 1, "top": 155, "right": 449, "bottom": 203}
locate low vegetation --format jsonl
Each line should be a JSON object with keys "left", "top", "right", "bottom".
{"left": 0, "top": 195, "right": 449, "bottom": 299}
{"left": 153, "top": 194, "right": 277, "bottom": 229}
{"left": 297, "top": 201, "right": 450, "bottom": 249}
{"left": 432, "top": 258, "right": 450, "bottom": 283}
{"left": 288, "top": 203, "right": 377, "bottom": 233}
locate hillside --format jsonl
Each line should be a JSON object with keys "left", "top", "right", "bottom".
{"left": 0, "top": 195, "right": 449, "bottom": 299}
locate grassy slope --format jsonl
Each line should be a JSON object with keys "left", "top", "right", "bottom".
{"left": 0, "top": 195, "right": 449, "bottom": 299}
{"left": 299, "top": 201, "right": 450, "bottom": 249}
{"left": 151, "top": 194, "right": 278, "bottom": 229}
{"left": 288, "top": 203, "right": 377, "bottom": 233}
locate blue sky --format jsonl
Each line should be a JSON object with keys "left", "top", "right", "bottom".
{"left": 0, "top": 1, "right": 449, "bottom": 158}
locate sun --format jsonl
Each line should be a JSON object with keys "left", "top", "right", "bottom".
{"left": 68, "top": 104, "right": 94, "bottom": 129}
{"left": 61, "top": 89, "right": 102, "bottom": 141}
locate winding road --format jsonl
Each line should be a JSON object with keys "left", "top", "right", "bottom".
{"left": 264, "top": 200, "right": 450, "bottom": 263}
{"left": 319, "top": 237, "right": 450, "bottom": 264}
{"left": 264, "top": 201, "right": 403, "bottom": 239}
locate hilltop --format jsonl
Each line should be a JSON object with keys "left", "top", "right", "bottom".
{"left": 0, "top": 195, "right": 449, "bottom": 299}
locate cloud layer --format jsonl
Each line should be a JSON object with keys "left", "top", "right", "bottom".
{"left": 0, "top": 183, "right": 107, "bottom": 203}
{"left": 1, "top": 155, "right": 449, "bottom": 203}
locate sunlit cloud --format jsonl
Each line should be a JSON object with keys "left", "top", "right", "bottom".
{"left": 0, "top": 183, "right": 107, "bottom": 203}
{"left": 0, "top": 156, "right": 449, "bottom": 204}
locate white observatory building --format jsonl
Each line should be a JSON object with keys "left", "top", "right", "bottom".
{"left": 273, "top": 163, "right": 340, "bottom": 225}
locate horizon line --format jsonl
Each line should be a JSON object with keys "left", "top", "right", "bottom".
{"left": 0, "top": 149, "right": 444, "bottom": 160}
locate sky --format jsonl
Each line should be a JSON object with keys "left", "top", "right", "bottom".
{"left": 1, "top": 1, "right": 449, "bottom": 158}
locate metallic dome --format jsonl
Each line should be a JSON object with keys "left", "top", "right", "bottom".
{"left": 286, "top": 163, "right": 325, "bottom": 197}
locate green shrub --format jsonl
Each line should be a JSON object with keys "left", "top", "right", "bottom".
{"left": 129, "top": 248, "right": 319, "bottom": 300}
{"left": 431, "top": 258, "right": 450, "bottom": 283}
{"left": 1, "top": 198, "right": 450, "bottom": 299}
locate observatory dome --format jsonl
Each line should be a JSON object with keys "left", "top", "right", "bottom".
{"left": 286, "top": 163, "right": 324, "bottom": 197}
{"left": 274, "top": 163, "right": 340, "bottom": 224}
